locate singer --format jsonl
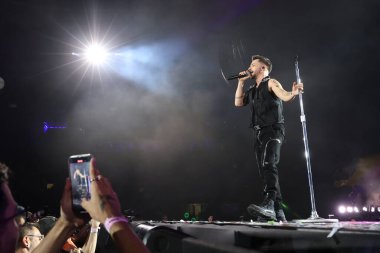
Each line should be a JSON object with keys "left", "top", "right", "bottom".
{"left": 235, "top": 55, "right": 303, "bottom": 222}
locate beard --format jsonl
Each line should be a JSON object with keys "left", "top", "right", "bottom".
{"left": 29, "top": 240, "right": 41, "bottom": 251}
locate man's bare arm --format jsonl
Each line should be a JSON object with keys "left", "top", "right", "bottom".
{"left": 269, "top": 79, "right": 303, "bottom": 102}
{"left": 235, "top": 71, "right": 251, "bottom": 106}
{"left": 235, "top": 80, "right": 245, "bottom": 106}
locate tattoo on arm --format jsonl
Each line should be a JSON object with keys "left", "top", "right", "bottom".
{"left": 272, "top": 80, "right": 282, "bottom": 90}
{"left": 272, "top": 79, "right": 292, "bottom": 97}
{"left": 100, "top": 196, "right": 106, "bottom": 212}
{"left": 271, "top": 80, "right": 279, "bottom": 89}
{"left": 100, "top": 195, "right": 114, "bottom": 212}
{"left": 280, "top": 89, "right": 292, "bottom": 97}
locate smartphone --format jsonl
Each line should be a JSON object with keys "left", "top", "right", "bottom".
{"left": 68, "top": 154, "right": 93, "bottom": 215}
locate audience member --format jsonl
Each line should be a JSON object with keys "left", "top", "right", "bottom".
{"left": 26, "top": 157, "right": 149, "bottom": 253}
{"left": 1, "top": 158, "right": 149, "bottom": 253}
{"left": 37, "top": 216, "right": 58, "bottom": 235}
{"left": 14, "top": 206, "right": 27, "bottom": 227}
{"left": 15, "top": 223, "right": 44, "bottom": 253}
{"left": 0, "top": 162, "right": 19, "bottom": 253}
{"left": 62, "top": 219, "right": 100, "bottom": 253}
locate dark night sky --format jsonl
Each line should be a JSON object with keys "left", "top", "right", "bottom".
{"left": 1, "top": 0, "right": 379, "bottom": 220}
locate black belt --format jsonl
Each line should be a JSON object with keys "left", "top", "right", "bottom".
{"left": 253, "top": 123, "right": 283, "bottom": 131}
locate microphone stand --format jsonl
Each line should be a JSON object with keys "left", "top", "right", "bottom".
{"left": 294, "top": 56, "right": 338, "bottom": 223}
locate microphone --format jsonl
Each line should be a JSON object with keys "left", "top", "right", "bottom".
{"left": 227, "top": 73, "right": 247, "bottom": 80}
{"left": 226, "top": 71, "right": 252, "bottom": 80}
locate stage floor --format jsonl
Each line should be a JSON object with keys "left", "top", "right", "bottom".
{"left": 132, "top": 220, "right": 380, "bottom": 252}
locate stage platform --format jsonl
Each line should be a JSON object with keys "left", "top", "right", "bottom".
{"left": 130, "top": 220, "right": 380, "bottom": 252}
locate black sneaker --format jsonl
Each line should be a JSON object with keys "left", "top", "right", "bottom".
{"left": 274, "top": 201, "right": 287, "bottom": 222}
{"left": 275, "top": 208, "right": 287, "bottom": 222}
{"left": 247, "top": 199, "right": 276, "bottom": 221}
{"left": 256, "top": 216, "right": 275, "bottom": 223}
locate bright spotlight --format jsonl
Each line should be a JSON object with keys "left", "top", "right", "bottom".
{"left": 338, "top": 205, "right": 346, "bottom": 214}
{"left": 354, "top": 206, "right": 359, "bottom": 213}
{"left": 347, "top": 206, "right": 353, "bottom": 213}
{"left": 84, "top": 44, "right": 108, "bottom": 65}
{"left": 377, "top": 207, "right": 380, "bottom": 212}
{"left": 370, "top": 206, "right": 375, "bottom": 212}
{"left": 363, "top": 206, "right": 368, "bottom": 212}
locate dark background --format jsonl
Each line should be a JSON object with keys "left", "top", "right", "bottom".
{"left": 1, "top": 0, "right": 379, "bottom": 221}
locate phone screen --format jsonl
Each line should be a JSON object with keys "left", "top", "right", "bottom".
{"left": 68, "top": 154, "right": 92, "bottom": 213}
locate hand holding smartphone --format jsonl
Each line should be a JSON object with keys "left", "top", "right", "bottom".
{"left": 68, "top": 154, "right": 93, "bottom": 215}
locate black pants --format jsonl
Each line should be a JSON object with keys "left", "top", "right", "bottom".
{"left": 253, "top": 124, "right": 285, "bottom": 201}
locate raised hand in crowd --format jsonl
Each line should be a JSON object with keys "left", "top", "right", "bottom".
{"left": 82, "top": 158, "right": 150, "bottom": 253}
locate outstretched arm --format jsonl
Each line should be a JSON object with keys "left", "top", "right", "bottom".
{"left": 81, "top": 219, "right": 100, "bottom": 253}
{"left": 81, "top": 159, "right": 150, "bottom": 253}
{"left": 269, "top": 79, "right": 303, "bottom": 102}
{"left": 32, "top": 178, "right": 84, "bottom": 253}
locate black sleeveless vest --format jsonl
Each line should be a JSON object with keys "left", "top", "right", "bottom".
{"left": 245, "top": 76, "right": 284, "bottom": 127}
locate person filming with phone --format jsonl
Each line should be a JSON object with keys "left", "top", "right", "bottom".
{"left": 28, "top": 156, "right": 149, "bottom": 253}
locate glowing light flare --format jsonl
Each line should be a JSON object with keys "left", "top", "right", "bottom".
{"left": 338, "top": 205, "right": 346, "bottom": 214}
{"left": 84, "top": 44, "right": 108, "bottom": 65}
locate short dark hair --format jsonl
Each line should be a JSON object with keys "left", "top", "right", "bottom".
{"left": 251, "top": 55, "right": 272, "bottom": 73}
{"left": 38, "top": 216, "right": 57, "bottom": 235}
{"left": 16, "top": 223, "right": 40, "bottom": 248}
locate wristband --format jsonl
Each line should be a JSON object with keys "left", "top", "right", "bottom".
{"left": 90, "top": 227, "right": 100, "bottom": 233}
{"left": 104, "top": 216, "right": 128, "bottom": 233}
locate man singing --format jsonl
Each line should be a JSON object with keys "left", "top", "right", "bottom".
{"left": 234, "top": 55, "right": 303, "bottom": 222}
